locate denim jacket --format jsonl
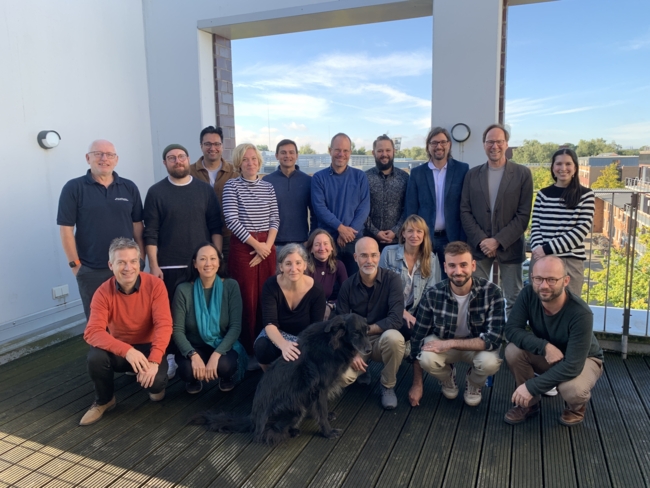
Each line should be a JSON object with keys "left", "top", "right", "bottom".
{"left": 379, "top": 244, "right": 441, "bottom": 313}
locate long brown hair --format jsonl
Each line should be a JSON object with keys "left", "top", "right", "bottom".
{"left": 306, "top": 229, "right": 338, "bottom": 274}
{"left": 398, "top": 215, "right": 434, "bottom": 279}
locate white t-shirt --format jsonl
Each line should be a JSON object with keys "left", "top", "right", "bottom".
{"left": 207, "top": 165, "right": 221, "bottom": 186}
{"left": 452, "top": 290, "right": 471, "bottom": 338}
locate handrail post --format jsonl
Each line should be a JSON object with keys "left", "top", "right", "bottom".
{"left": 622, "top": 192, "right": 639, "bottom": 359}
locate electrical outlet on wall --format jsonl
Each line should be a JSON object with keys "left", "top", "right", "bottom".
{"left": 52, "top": 285, "right": 69, "bottom": 299}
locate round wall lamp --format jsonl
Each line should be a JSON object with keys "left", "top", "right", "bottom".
{"left": 450, "top": 123, "right": 471, "bottom": 143}
{"left": 37, "top": 130, "right": 61, "bottom": 149}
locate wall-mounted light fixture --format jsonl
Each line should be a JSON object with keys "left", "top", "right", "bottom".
{"left": 450, "top": 123, "right": 470, "bottom": 143}
{"left": 37, "top": 130, "right": 61, "bottom": 149}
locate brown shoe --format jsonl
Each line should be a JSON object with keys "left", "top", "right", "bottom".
{"left": 79, "top": 396, "right": 116, "bottom": 426}
{"left": 560, "top": 403, "right": 586, "bottom": 426}
{"left": 504, "top": 403, "right": 540, "bottom": 425}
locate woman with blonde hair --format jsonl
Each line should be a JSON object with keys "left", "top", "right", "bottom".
{"left": 305, "top": 229, "right": 348, "bottom": 319}
{"left": 222, "top": 143, "right": 279, "bottom": 358}
{"left": 379, "top": 215, "right": 440, "bottom": 332}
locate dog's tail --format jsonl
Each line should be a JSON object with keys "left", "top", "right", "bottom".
{"left": 189, "top": 411, "right": 254, "bottom": 433}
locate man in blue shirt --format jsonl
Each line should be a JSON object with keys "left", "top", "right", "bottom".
{"left": 311, "top": 133, "right": 370, "bottom": 275}
{"left": 57, "top": 139, "right": 145, "bottom": 320}
{"left": 263, "top": 139, "right": 315, "bottom": 252}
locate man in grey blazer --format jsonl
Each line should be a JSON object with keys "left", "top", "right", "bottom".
{"left": 405, "top": 127, "right": 469, "bottom": 277}
{"left": 460, "top": 124, "right": 533, "bottom": 316}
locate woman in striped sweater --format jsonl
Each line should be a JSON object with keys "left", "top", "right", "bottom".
{"left": 530, "top": 148, "right": 595, "bottom": 297}
{"left": 222, "top": 144, "right": 280, "bottom": 356}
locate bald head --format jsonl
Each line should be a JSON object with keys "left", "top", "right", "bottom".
{"left": 88, "top": 139, "right": 116, "bottom": 154}
{"left": 354, "top": 237, "right": 380, "bottom": 279}
{"left": 531, "top": 255, "right": 567, "bottom": 277}
{"left": 355, "top": 237, "right": 378, "bottom": 254}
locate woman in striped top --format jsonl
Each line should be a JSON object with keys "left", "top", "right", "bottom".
{"left": 222, "top": 143, "right": 280, "bottom": 356}
{"left": 530, "top": 148, "right": 595, "bottom": 297}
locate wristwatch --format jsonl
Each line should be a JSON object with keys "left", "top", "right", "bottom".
{"left": 187, "top": 350, "right": 197, "bottom": 359}
{"left": 68, "top": 259, "right": 80, "bottom": 268}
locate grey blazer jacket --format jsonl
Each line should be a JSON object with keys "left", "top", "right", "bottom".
{"left": 460, "top": 160, "right": 533, "bottom": 264}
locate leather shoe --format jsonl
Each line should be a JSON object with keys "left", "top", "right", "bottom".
{"left": 504, "top": 403, "right": 540, "bottom": 425}
{"left": 79, "top": 396, "right": 116, "bottom": 426}
{"left": 560, "top": 403, "right": 586, "bottom": 426}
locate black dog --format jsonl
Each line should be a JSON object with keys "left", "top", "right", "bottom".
{"left": 191, "top": 313, "right": 371, "bottom": 446}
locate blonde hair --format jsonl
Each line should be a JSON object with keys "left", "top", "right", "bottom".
{"left": 398, "top": 215, "right": 434, "bottom": 279}
{"left": 232, "top": 143, "right": 263, "bottom": 174}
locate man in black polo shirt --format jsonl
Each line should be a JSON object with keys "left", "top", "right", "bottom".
{"left": 58, "top": 139, "right": 145, "bottom": 320}
{"left": 335, "top": 237, "right": 405, "bottom": 409}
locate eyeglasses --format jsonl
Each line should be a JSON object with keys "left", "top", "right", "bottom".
{"left": 202, "top": 142, "right": 222, "bottom": 148}
{"left": 166, "top": 154, "right": 188, "bottom": 163}
{"left": 428, "top": 140, "right": 449, "bottom": 147}
{"left": 484, "top": 140, "right": 506, "bottom": 147}
{"left": 88, "top": 151, "right": 117, "bottom": 160}
{"left": 531, "top": 276, "right": 566, "bottom": 286}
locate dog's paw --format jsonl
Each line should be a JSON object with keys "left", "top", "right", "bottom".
{"left": 289, "top": 428, "right": 300, "bottom": 438}
{"left": 322, "top": 428, "right": 342, "bottom": 439}
{"left": 327, "top": 411, "right": 337, "bottom": 422}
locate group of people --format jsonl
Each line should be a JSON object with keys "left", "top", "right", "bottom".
{"left": 58, "top": 123, "right": 602, "bottom": 430}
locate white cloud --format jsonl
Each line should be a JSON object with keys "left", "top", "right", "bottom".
{"left": 620, "top": 33, "right": 650, "bottom": 51}
{"left": 287, "top": 122, "right": 307, "bottom": 131}
{"left": 235, "top": 92, "right": 329, "bottom": 120}
{"left": 607, "top": 121, "right": 650, "bottom": 146}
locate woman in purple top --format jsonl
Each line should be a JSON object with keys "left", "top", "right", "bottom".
{"left": 306, "top": 229, "right": 348, "bottom": 319}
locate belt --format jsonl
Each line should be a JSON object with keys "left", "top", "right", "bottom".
{"left": 433, "top": 229, "right": 447, "bottom": 237}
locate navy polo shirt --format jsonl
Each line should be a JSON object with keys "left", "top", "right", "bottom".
{"left": 57, "top": 170, "right": 144, "bottom": 269}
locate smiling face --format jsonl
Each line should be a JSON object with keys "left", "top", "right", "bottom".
{"left": 240, "top": 148, "right": 260, "bottom": 179}
{"left": 531, "top": 257, "right": 570, "bottom": 303}
{"left": 86, "top": 140, "right": 118, "bottom": 177}
{"left": 428, "top": 133, "right": 450, "bottom": 163}
{"left": 372, "top": 139, "right": 394, "bottom": 172}
{"left": 193, "top": 245, "right": 220, "bottom": 281}
{"left": 279, "top": 252, "right": 307, "bottom": 281}
{"left": 109, "top": 248, "right": 140, "bottom": 290}
{"left": 329, "top": 135, "right": 351, "bottom": 172}
{"left": 201, "top": 133, "right": 223, "bottom": 165}
{"left": 483, "top": 127, "right": 509, "bottom": 165}
{"left": 552, "top": 153, "right": 577, "bottom": 188}
{"left": 354, "top": 237, "right": 380, "bottom": 279}
{"left": 311, "top": 232, "right": 333, "bottom": 262}
{"left": 444, "top": 252, "right": 475, "bottom": 289}
{"left": 402, "top": 224, "right": 425, "bottom": 250}
{"left": 276, "top": 143, "right": 298, "bottom": 171}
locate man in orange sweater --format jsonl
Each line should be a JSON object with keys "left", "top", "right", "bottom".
{"left": 80, "top": 237, "right": 173, "bottom": 426}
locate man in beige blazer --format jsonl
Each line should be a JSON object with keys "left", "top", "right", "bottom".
{"left": 460, "top": 123, "right": 533, "bottom": 317}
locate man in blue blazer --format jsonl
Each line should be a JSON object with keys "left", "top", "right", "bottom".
{"left": 405, "top": 128, "right": 469, "bottom": 277}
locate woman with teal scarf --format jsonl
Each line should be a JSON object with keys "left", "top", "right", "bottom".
{"left": 172, "top": 243, "right": 247, "bottom": 394}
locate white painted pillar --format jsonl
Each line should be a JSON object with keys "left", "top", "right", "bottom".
{"left": 432, "top": 0, "right": 505, "bottom": 167}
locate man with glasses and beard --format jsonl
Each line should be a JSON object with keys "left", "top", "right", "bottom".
{"left": 405, "top": 128, "right": 469, "bottom": 277}
{"left": 364, "top": 135, "right": 409, "bottom": 251}
{"left": 503, "top": 256, "right": 603, "bottom": 426}
{"left": 408, "top": 241, "right": 505, "bottom": 408}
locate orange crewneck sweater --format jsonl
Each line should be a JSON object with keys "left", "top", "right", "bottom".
{"left": 83, "top": 272, "right": 172, "bottom": 364}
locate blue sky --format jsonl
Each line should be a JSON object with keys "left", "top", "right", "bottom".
{"left": 232, "top": 0, "right": 650, "bottom": 152}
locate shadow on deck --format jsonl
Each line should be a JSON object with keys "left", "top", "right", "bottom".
{"left": 0, "top": 337, "right": 649, "bottom": 487}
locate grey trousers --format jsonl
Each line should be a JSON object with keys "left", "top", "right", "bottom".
{"left": 76, "top": 266, "right": 114, "bottom": 320}
{"left": 474, "top": 258, "right": 523, "bottom": 318}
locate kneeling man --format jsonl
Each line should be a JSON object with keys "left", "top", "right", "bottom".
{"left": 409, "top": 241, "right": 505, "bottom": 407}
{"left": 335, "top": 237, "right": 405, "bottom": 409}
{"left": 504, "top": 255, "right": 603, "bottom": 426}
{"left": 80, "top": 237, "right": 173, "bottom": 426}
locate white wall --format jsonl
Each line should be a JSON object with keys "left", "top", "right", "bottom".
{"left": 0, "top": 1, "right": 154, "bottom": 342}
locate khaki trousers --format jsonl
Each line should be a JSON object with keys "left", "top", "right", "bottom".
{"left": 505, "top": 342, "right": 603, "bottom": 408}
{"left": 340, "top": 329, "right": 406, "bottom": 389}
{"left": 417, "top": 335, "right": 502, "bottom": 388}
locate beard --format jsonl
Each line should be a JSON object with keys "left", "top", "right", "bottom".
{"left": 536, "top": 285, "right": 565, "bottom": 302}
{"left": 375, "top": 157, "right": 394, "bottom": 172}
{"left": 449, "top": 273, "right": 471, "bottom": 288}
{"left": 168, "top": 165, "right": 190, "bottom": 179}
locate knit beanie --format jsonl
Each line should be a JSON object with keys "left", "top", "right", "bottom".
{"left": 162, "top": 144, "right": 188, "bottom": 160}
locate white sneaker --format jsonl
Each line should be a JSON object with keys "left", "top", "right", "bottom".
{"left": 167, "top": 354, "right": 177, "bottom": 379}
{"left": 439, "top": 365, "right": 458, "bottom": 400}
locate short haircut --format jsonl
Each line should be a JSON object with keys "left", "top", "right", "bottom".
{"left": 373, "top": 134, "right": 394, "bottom": 150}
{"left": 232, "top": 143, "right": 263, "bottom": 173}
{"left": 275, "top": 139, "right": 298, "bottom": 154}
{"left": 425, "top": 127, "right": 452, "bottom": 160}
{"left": 531, "top": 255, "right": 567, "bottom": 276}
{"left": 444, "top": 241, "right": 473, "bottom": 258}
{"left": 276, "top": 243, "right": 310, "bottom": 274}
{"left": 109, "top": 237, "right": 140, "bottom": 263}
{"left": 329, "top": 132, "right": 352, "bottom": 148}
{"left": 200, "top": 126, "right": 224, "bottom": 144}
{"left": 482, "top": 123, "right": 510, "bottom": 143}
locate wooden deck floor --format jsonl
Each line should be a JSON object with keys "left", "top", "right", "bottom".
{"left": 0, "top": 337, "right": 649, "bottom": 488}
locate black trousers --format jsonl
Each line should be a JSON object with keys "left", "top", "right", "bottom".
{"left": 161, "top": 267, "right": 189, "bottom": 306}
{"left": 76, "top": 266, "right": 114, "bottom": 320}
{"left": 175, "top": 346, "right": 238, "bottom": 383}
{"left": 254, "top": 336, "right": 283, "bottom": 365}
{"left": 87, "top": 344, "right": 168, "bottom": 405}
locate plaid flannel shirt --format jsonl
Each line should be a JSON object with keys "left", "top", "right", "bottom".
{"left": 409, "top": 276, "right": 506, "bottom": 360}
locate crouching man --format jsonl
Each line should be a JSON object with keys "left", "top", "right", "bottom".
{"left": 80, "top": 237, "right": 173, "bottom": 426}
{"left": 504, "top": 255, "right": 603, "bottom": 426}
{"left": 408, "top": 241, "right": 505, "bottom": 407}
{"left": 335, "top": 237, "right": 405, "bottom": 410}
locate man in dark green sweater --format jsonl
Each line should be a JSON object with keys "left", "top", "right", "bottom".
{"left": 504, "top": 255, "right": 603, "bottom": 426}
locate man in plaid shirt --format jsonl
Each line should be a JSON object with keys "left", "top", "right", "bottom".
{"left": 408, "top": 241, "right": 506, "bottom": 407}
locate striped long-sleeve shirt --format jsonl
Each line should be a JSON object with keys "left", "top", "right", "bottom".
{"left": 529, "top": 185, "right": 595, "bottom": 260}
{"left": 222, "top": 176, "right": 280, "bottom": 243}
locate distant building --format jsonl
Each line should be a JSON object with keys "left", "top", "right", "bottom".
{"left": 261, "top": 153, "right": 422, "bottom": 175}
{"left": 578, "top": 154, "right": 639, "bottom": 187}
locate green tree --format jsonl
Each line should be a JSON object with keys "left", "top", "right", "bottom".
{"left": 256, "top": 144, "right": 269, "bottom": 152}
{"left": 586, "top": 249, "right": 650, "bottom": 309}
{"left": 530, "top": 166, "right": 555, "bottom": 191}
{"left": 576, "top": 138, "right": 619, "bottom": 157}
{"left": 299, "top": 144, "right": 316, "bottom": 154}
{"left": 591, "top": 162, "right": 624, "bottom": 189}
{"left": 512, "top": 139, "right": 559, "bottom": 165}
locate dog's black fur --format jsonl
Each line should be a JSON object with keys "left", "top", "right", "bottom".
{"left": 190, "top": 313, "right": 371, "bottom": 446}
